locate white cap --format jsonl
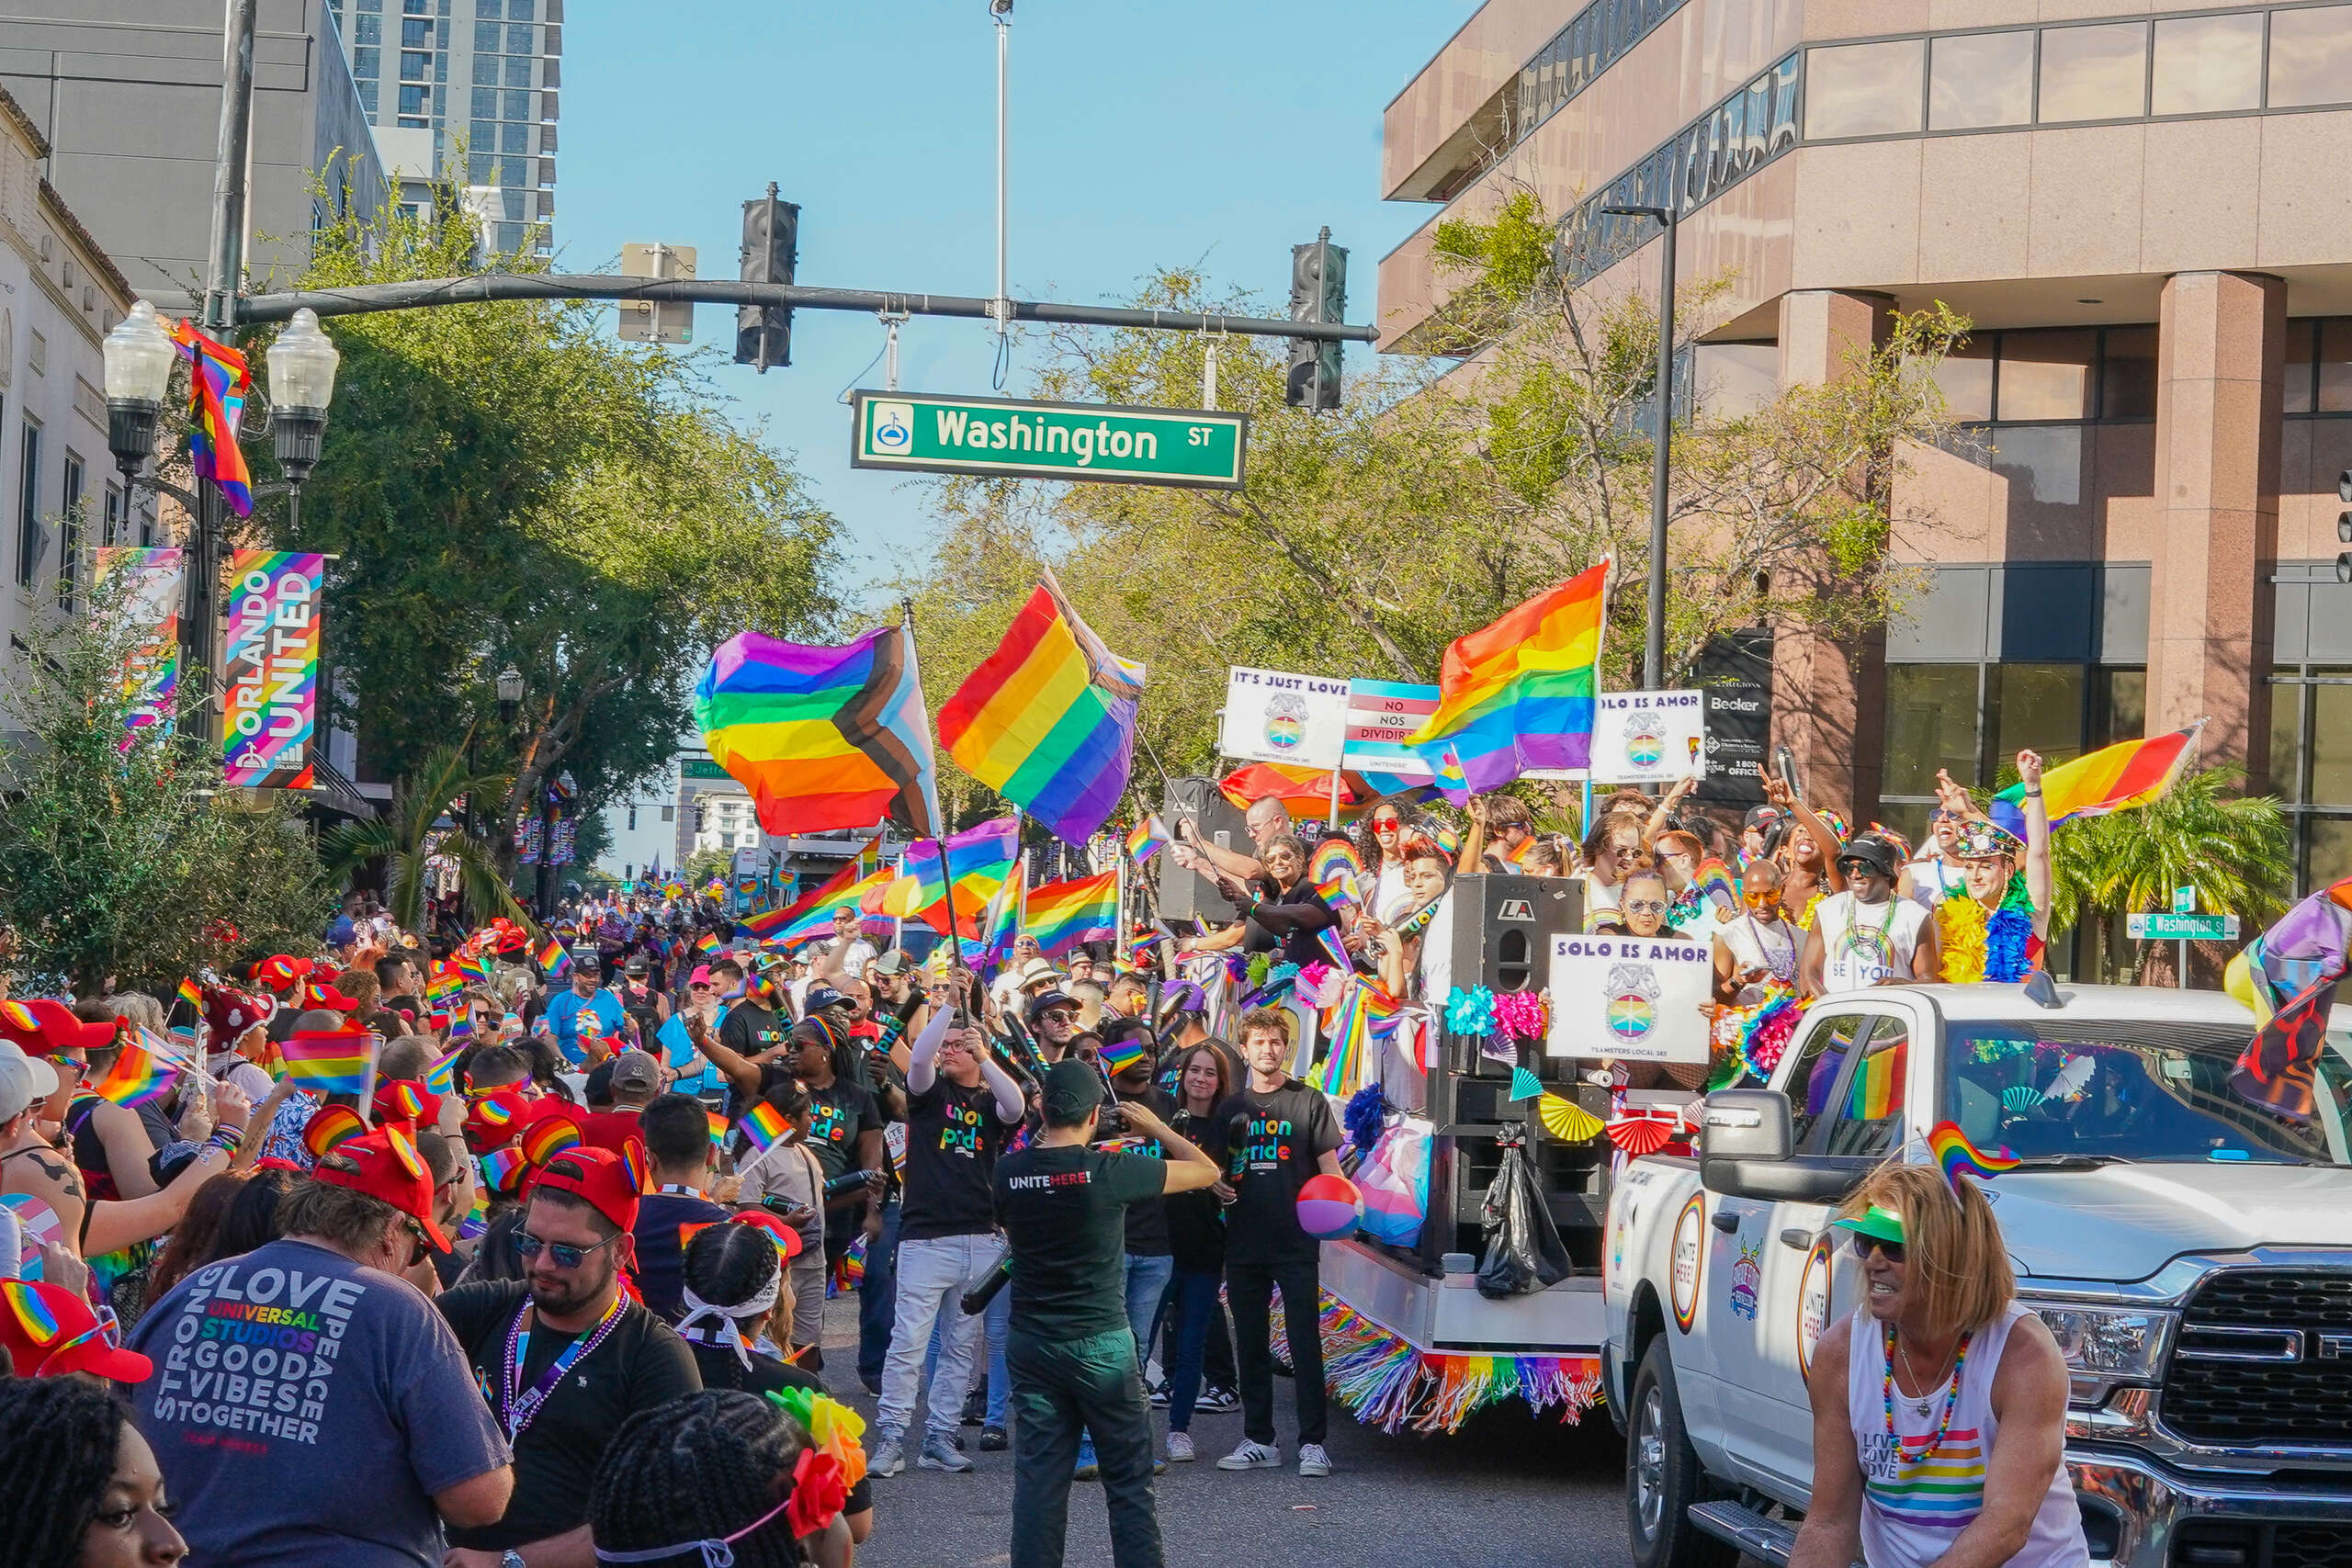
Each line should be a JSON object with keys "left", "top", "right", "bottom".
{"left": 0, "top": 1040, "right": 60, "bottom": 1123}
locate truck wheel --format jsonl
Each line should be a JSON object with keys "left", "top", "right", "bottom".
{"left": 1627, "top": 1338, "right": 1734, "bottom": 1568}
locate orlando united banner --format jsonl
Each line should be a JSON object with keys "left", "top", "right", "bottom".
{"left": 221, "top": 550, "right": 323, "bottom": 789}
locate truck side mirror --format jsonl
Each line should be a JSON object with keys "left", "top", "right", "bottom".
{"left": 1698, "top": 1089, "right": 1792, "bottom": 1161}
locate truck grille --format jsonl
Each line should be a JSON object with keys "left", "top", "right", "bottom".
{"left": 2162, "top": 1269, "right": 2352, "bottom": 1445}
{"left": 2177, "top": 1522, "right": 2352, "bottom": 1568}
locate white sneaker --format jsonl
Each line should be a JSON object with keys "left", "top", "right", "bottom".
{"left": 1296, "top": 1442, "right": 1332, "bottom": 1477}
{"left": 1166, "top": 1431, "right": 1196, "bottom": 1462}
{"left": 1215, "top": 1439, "right": 1282, "bottom": 1471}
{"left": 868, "top": 1436, "right": 907, "bottom": 1478}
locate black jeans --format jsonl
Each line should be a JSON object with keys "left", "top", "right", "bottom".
{"left": 1007, "top": 1327, "right": 1161, "bottom": 1568}
{"left": 1225, "top": 1254, "right": 1325, "bottom": 1448}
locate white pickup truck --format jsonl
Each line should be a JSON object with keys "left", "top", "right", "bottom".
{"left": 1604, "top": 978, "right": 2352, "bottom": 1568}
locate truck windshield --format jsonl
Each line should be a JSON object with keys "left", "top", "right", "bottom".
{"left": 1943, "top": 1021, "right": 2352, "bottom": 1167}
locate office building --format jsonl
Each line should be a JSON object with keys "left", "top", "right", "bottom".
{"left": 324, "top": 0, "right": 560, "bottom": 257}
{"left": 0, "top": 1, "right": 385, "bottom": 311}
{"left": 1384, "top": 0, "right": 2352, "bottom": 898}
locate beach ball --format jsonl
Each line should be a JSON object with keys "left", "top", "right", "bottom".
{"left": 1295, "top": 1174, "right": 1363, "bottom": 1240}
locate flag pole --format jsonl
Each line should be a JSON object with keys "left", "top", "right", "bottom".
{"left": 899, "top": 599, "right": 963, "bottom": 968}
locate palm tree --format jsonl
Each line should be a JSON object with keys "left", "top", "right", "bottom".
{"left": 2047, "top": 765, "right": 2290, "bottom": 986}
{"left": 320, "top": 740, "right": 533, "bottom": 933}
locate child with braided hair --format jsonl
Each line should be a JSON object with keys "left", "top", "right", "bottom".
{"left": 589, "top": 1390, "right": 855, "bottom": 1568}
{"left": 0, "top": 1375, "right": 187, "bottom": 1568}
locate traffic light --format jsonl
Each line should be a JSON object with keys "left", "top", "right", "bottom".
{"left": 1284, "top": 227, "right": 1347, "bottom": 411}
{"left": 736, "top": 183, "right": 799, "bottom": 372}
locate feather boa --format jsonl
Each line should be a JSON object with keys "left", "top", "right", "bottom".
{"left": 1937, "top": 873, "right": 2036, "bottom": 983}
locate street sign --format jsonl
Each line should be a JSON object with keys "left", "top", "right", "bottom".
{"left": 619, "top": 243, "right": 696, "bottom": 344}
{"left": 2127, "top": 911, "right": 2240, "bottom": 941}
{"left": 849, "top": 390, "right": 1247, "bottom": 489}
{"left": 2172, "top": 886, "right": 2196, "bottom": 915}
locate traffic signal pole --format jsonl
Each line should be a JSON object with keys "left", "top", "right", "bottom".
{"left": 232, "top": 275, "right": 1377, "bottom": 344}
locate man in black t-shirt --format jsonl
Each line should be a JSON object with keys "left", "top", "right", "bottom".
{"left": 868, "top": 1006, "right": 1024, "bottom": 1478}
{"left": 995, "top": 1060, "right": 1219, "bottom": 1568}
{"left": 1209, "top": 1007, "right": 1343, "bottom": 1479}
{"left": 437, "top": 1146, "right": 701, "bottom": 1565}
{"left": 629, "top": 1093, "right": 735, "bottom": 1323}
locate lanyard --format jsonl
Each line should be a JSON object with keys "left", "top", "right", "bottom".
{"left": 501, "top": 1294, "right": 625, "bottom": 1439}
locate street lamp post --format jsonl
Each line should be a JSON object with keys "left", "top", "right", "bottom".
{"left": 1600, "top": 202, "right": 1679, "bottom": 691}
{"left": 264, "top": 308, "right": 341, "bottom": 537}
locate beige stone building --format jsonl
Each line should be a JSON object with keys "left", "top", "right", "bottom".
{"left": 1382, "top": 0, "right": 2352, "bottom": 897}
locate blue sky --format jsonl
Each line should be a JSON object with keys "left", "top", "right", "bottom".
{"left": 556, "top": 2, "right": 1468, "bottom": 605}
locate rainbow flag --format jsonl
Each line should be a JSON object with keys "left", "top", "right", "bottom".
{"left": 938, "top": 574, "right": 1144, "bottom": 849}
{"left": 90, "top": 1035, "right": 176, "bottom": 1108}
{"left": 480, "top": 1145, "right": 529, "bottom": 1196}
{"left": 424, "top": 1044, "right": 463, "bottom": 1100}
{"left": 1098, "top": 1035, "right": 1151, "bottom": 1078}
{"left": 1311, "top": 838, "right": 1366, "bottom": 911}
{"left": 1405, "top": 560, "right": 1607, "bottom": 796}
{"left": 694, "top": 931, "right": 722, "bottom": 957}
{"left": 707, "top": 1111, "right": 729, "bottom": 1149}
{"left": 1315, "top": 981, "right": 1376, "bottom": 1099}
{"left": 876, "top": 817, "right": 1017, "bottom": 936}
{"left": 175, "top": 976, "right": 204, "bottom": 1014}
{"left": 974, "top": 859, "right": 1028, "bottom": 973}
{"left": 742, "top": 834, "right": 886, "bottom": 941}
{"left": 1692, "top": 856, "right": 1739, "bottom": 918}
{"left": 1125, "top": 816, "right": 1168, "bottom": 865}
{"left": 741, "top": 1100, "right": 792, "bottom": 1153}
{"left": 1988, "top": 725, "right": 2199, "bottom": 838}
{"left": 169, "top": 319, "right": 253, "bottom": 516}
{"left": 424, "top": 971, "right": 463, "bottom": 1005}
{"left": 457, "top": 952, "right": 495, "bottom": 988}
{"left": 695, "top": 624, "right": 940, "bottom": 838}
{"left": 280, "top": 1026, "right": 378, "bottom": 1097}
{"left": 536, "top": 938, "right": 571, "bottom": 978}
{"left": 1024, "top": 869, "right": 1119, "bottom": 957}
{"left": 1848, "top": 1040, "right": 1905, "bottom": 1122}
{"left": 1927, "top": 1120, "right": 2018, "bottom": 1184}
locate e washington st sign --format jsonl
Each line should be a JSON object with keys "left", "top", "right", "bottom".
{"left": 849, "top": 389, "right": 1248, "bottom": 490}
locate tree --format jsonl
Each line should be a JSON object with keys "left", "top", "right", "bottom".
{"left": 678, "top": 847, "right": 731, "bottom": 888}
{"left": 241, "top": 183, "right": 842, "bottom": 869}
{"left": 317, "top": 739, "right": 529, "bottom": 932}
{"left": 900, "top": 212, "right": 1966, "bottom": 811}
{"left": 2047, "top": 766, "right": 2291, "bottom": 987}
{"left": 0, "top": 575, "right": 334, "bottom": 993}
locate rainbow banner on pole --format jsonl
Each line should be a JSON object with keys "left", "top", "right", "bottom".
{"left": 938, "top": 573, "right": 1144, "bottom": 849}
{"left": 1405, "top": 560, "right": 1608, "bottom": 797}
{"left": 1987, "top": 724, "right": 2200, "bottom": 838}
{"left": 220, "top": 551, "right": 325, "bottom": 789}
{"left": 1023, "top": 869, "right": 1119, "bottom": 957}
{"left": 96, "top": 547, "right": 185, "bottom": 742}
{"left": 876, "top": 816, "right": 1018, "bottom": 936}
{"left": 170, "top": 319, "right": 254, "bottom": 516}
{"left": 695, "top": 625, "right": 939, "bottom": 838}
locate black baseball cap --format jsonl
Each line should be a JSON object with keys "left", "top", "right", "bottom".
{"left": 1027, "top": 988, "right": 1079, "bottom": 1023}
{"left": 1835, "top": 833, "right": 1900, "bottom": 880}
{"left": 1041, "top": 1059, "right": 1104, "bottom": 1122}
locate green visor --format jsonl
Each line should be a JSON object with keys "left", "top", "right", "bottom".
{"left": 1831, "top": 1204, "right": 1906, "bottom": 1246}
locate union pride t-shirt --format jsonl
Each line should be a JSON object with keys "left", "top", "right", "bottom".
{"left": 1212, "top": 1078, "right": 1340, "bottom": 1265}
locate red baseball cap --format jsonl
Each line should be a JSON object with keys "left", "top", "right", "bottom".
{"left": 252, "top": 954, "right": 314, "bottom": 991}
{"left": 731, "top": 1208, "right": 805, "bottom": 1261}
{"left": 462, "top": 1087, "right": 532, "bottom": 1154}
{"left": 0, "top": 1278, "right": 153, "bottom": 1382}
{"left": 306, "top": 978, "right": 361, "bottom": 1010}
{"left": 0, "top": 998, "right": 119, "bottom": 1056}
{"left": 530, "top": 1144, "right": 641, "bottom": 1234}
{"left": 314, "top": 1125, "right": 451, "bottom": 1252}
{"left": 373, "top": 1078, "right": 443, "bottom": 1131}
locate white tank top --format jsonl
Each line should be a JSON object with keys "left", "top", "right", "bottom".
{"left": 1719, "top": 913, "right": 1799, "bottom": 986}
{"left": 1845, "top": 1303, "right": 2087, "bottom": 1568}
{"left": 1815, "top": 893, "right": 1928, "bottom": 990}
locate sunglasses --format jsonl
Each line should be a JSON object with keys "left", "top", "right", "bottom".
{"left": 515, "top": 1229, "right": 621, "bottom": 1270}
{"left": 1623, "top": 899, "right": 1668, "bottom": 916}
{"left": 1745, "top": 889, "right": 1782, "bottom": 907}
{"left": 1847, "top": 1233, "right": 1905, "bottom": 1264}
{"left": 689, "top": 982, "right": 711, "bottom": 990}
{"left": 1372, "top": 818, "right": 1402, "bottom": 830}
{"left": 1039, "top": 1010, "right": 1078, "bottom": 1026}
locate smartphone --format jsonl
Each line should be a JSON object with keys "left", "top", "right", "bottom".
{"left": 1774, "top": 744, "right": 1802, "bottom": 802}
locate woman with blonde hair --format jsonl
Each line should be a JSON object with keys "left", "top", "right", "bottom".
{"left": 1791, "top": 1162, "right": 2085, "bottom": 1568}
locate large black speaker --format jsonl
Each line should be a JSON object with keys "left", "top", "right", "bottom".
{"left": 1411, "top": 874, "right": 1611, "bottom": 1273}
{"left": 1157, "top": 776, "right": 1248, "bottom": 923}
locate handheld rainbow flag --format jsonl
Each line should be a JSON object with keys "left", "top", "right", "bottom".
{"left": 423, "top": 1044, "right": 462, "bottom": 1100}
{"left": 1023, "top": 869, "right": 1119, "bottom": 957}
{"left": 693, "top": 931, "right": 722, "bottom": 957}
{"left": 876, "top": 817, "right": 1016, "bottom": 936}
{"left": 1692, "top": 857, "right": 1739, "bottom": 918}
{"left": 1405, "top": 559, "right": 1608, "bottom": 797}
{"left": 1988, "top": 724, "right": 2200, "bottom": 838}
{"left": 175, "top": 976, "right": 204, "bottom": 1014}
{"left": 695, "top": 624, "right": 939, "bottom": 838}
{"left": 1125, "top": 928, "right": 1165, "bottom": 970}
{"left": 1310, "top": 838, "right": 1367, "bottom": 911}
{"left": 740, "top": 1100, "right": 792, "bottom": 1153}
{"left": 280, "top": 1026, "right": 379, "bottom": 1099}
{"left": 89, "top": 1035, "right": 176, "bottom": 1108}
{"left": 169, "top": 318, "right": 254, "bottom": 516}
{"left": 1926, "top": 1120, "right": 2018, "bottom": 1189}
{"left": 972, "top": 859, "right": 1028, "bottom": 973}
{"left": 1125, "top": 816, "right": 1169, "bottom": 866}
{"left": 1314, "top": 980, "right": 1375, "bottom": 1099}
{"left": 536, "top": 938, "right": 571, "bottom": 978}
{"left": 741, "top": 833, "right": 886, "bottom": 941}
{"left": 938, "top": 572, "right": 1144, "bottom": 849}
{"left": 707, "top": 1110, "right": 729, "bottom": 1149}
{"left": 1098, "top": 1035, "right": 1151, "bottom": 1078}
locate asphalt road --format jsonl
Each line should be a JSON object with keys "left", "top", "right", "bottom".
{"left": 820, "top": 1297, "right": 1635, "bottom": 1568}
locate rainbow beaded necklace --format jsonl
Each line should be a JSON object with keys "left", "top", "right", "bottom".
{"left": 1881, "top": 1320, "right": 1973, "bottom": 1469}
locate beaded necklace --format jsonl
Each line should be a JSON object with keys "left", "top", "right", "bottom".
{"left": 1881, "top": 1321, "right": 1973, "bottom": 1469}
{"left": 501, "top": 1292, "right": 627, "bottom": 1439}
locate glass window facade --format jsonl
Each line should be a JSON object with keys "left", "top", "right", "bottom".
{"left": 1928, "top": 29, "right": 2033, "bottom": 131}
{"left": 2277, "top": 319, "right": 2352, "bottom": 414}
{"left": 2268, "top": 5, "right": 2352, "bottom": 106}
{"left": 1806, "top": 39, "right": 1925, "bottom": 139}
{"left": 2037, "top": 22, "right": 2148, "bottom": 123}
{"left": 2151, "top": 12, "right": 2263, "bottom": 115}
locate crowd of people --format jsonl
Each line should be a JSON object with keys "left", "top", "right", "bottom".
{"left": 0, "top": 747, "right": 2073, "bottom": 1568}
